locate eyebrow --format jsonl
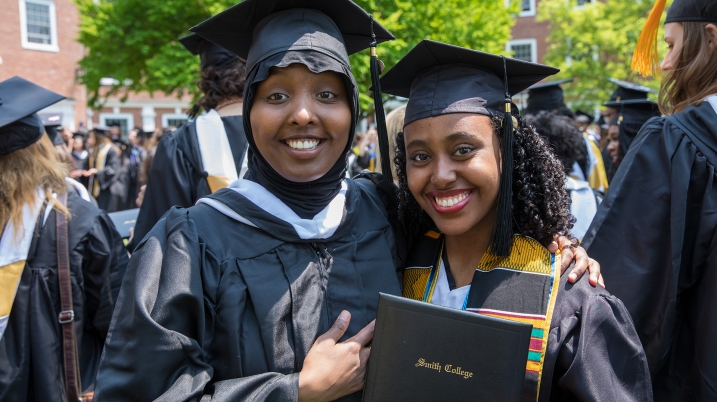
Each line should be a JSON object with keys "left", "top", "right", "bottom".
{"left": 444, "top": 132, "right": 478, "bottom": 143}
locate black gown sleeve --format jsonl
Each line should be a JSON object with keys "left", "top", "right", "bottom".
{"left": 94, "top": 208, "right": 299, "bottom": 402}
{"left": 81, "top": 211, "right": 129, "bottom": 336}
{"left": 95, "top": 147, "right": 121, "bottom": 191}
{"left": 129, "top": 130, "right": 199, "bottom": 251}
{"left": 541, "top": 274, "right": 653, "bottom": 402}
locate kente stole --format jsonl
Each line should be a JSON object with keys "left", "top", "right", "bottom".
{"left": 402, "top": 231, "right": 561, "bottom": 401}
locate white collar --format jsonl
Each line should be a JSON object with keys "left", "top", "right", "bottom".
{"left": 196, "top": 179, "right": 348, "bottom": 240}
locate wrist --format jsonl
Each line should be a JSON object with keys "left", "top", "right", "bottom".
{"left": 298, "top": 370, "right": 323, "bottom": 402}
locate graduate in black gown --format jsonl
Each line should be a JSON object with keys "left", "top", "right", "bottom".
{"left": 0, "top": 77, "right": 128, "bottom": 401}
{"left": 128, "top": 33, "right": 249, "bottom": 250}
{"left": 95, "top": 2, "right": 401, "bottom": 400}
{"left": 82, "top": 126, "right": 124, "bottom": 212}
{"left": 381, "top": 40, "right": 652, "bottom": 401}
{"left": 583, "top": 0, "right": 717, "bottom": 399}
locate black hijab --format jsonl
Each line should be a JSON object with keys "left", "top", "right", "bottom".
{"left": 241, "top": 9, "right": 359, "bottom": 219}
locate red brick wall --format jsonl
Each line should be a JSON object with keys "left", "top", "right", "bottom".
{"left": 0, "top": 0, "right": 87, "bottom": 126}
{"left": 510, "top": 0, "right": 551, "bottom": 64}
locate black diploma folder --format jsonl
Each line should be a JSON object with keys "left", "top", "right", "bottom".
{"left": 107, "top": 208, "right": 139, "bottom": 239}
{"left": 363, "top": 293, "right": 532, "bottom": 402}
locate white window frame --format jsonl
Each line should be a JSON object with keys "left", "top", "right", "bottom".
{"left": 162, "top": 113, "right": 189, "bottom": 128}
{"left": 19, "top": 0, "right": 59, "bottom": 52}
{"left": 574, "top": 0, "right": 594, "bottom": 9}
{"left": 99, "top": 113, "right": 134, "bottom": 136}
{"left": 506, "top": 0, "right": 536, "bottom": 17}
{"left": 507, "top": 38, "right": 538, "bottom": 63}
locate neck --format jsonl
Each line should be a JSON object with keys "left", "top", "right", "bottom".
{"left": 216, "top": 97, "right": 243, "bottom": 117}
{"left": 443, "top": 212, "right": 495, "bottom": 288}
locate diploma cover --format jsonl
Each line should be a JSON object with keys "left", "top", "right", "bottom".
{"left": 363, "top": 293, "right": 531, "bottom": 402}
{"left": 107, "top": 208, "right": 139, "bottom": 239}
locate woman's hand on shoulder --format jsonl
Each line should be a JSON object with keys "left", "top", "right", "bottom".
{"left": 299, "top": 311, "right": 374, "bottom": 402}
{"left": 548, "top": 235, "right": 605, "bottom": 288}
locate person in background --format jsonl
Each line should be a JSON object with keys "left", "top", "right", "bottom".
{"left": 380, "top": 104, "right": 406, "bottom": 183}
{"left": 125, "top": 126, "right": 147, "bottom": 209}
{"left": 82, "top": 126, "right": 123, "bottom": 212}
{"left": 0, "top": 76, "right": 128, "bottom": 402}
{"left": 128, "top": 33, "right": 249, "bottom": 251}
{"left": 527, "top": 111, "right": 600, "bottom": 240}
{"left": 71, "top": 132, "right": 88, "bottom": 177}
{"left": 350, "top": 127, "right": 378, "bottom": 175}
{"left": 583, "top": 0, "right": 717, "bottom": 399}
{"left": 604, "top": 115, "right": 621, "bottom": 181}
{"left": 525, "top": 79, "right": 610, "bottom": 194}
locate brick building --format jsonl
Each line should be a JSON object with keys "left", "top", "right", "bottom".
{"left": 0, "top": 0, "right": 190, "bottom": 138}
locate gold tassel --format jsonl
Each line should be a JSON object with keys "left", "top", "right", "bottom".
{"left": 631, "top": 0, "right": 667, "bottom": 77}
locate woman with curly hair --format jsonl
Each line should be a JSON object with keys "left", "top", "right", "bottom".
{"left": 583, "top": 0, "right": 717, "bottom": 399}
{"left": 380, "top": 40, "right": 651, "bottom": 401}
{"left": 129, "top": 33, "right": 248, "bottom": 250}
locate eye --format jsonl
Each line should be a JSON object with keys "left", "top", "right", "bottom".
{"left": 453, "top": 146, "right": 474, "bottom": 157}
{"left": 268, "top": 93, "right": 288, "bottom": 101}
{"left": 317, "top": 91, "right": 337, "bottom": 99}
{"left": 411, "top": 152, "right": 430, "bottom": 162}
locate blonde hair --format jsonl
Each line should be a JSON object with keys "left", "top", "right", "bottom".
{"left": 375, "top": 105, "right": 406, "bottom": 181}
{"left": 659, "top": 22, "right": 717, "bottom": 114}
{"left": 0, "top": 135, "right": 70, "bottom": 238}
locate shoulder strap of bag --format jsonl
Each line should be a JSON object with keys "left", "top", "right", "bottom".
{"left": 56, "top": 193, "right": 83, "bottom": 402}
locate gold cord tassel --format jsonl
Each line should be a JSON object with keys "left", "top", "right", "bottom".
{"left": 631, "top": 0, "right": 667, "bottom": 77}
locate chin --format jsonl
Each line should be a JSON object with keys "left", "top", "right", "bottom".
{"left": 430, "top": 217, "right": 476, "bottom": 237}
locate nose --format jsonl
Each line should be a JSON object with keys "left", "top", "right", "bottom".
{"left": 431, "top": 155, "right": 457, "bottom": 189}
{"left": 607, "top": 140, "right": 618, "bottom": 155}
{"left": 288, "top": 92, "right": 317, "bottom": 126}
{"left": 660, "top": 51, "right": 672, "bottom": 72}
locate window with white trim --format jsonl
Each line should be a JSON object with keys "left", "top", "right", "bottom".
{"left": 508, "top": 39, "right": 538, "bottom": 63}
{"left": 506, "top": 0, "right": 536, "bottom": 17}
{"left": 576, "top": 0, "right": 593, "bottom": 6}
{"left": 100, "top": 113, "right": 134, "bottom": 141}
{"left": 19, "top": 0, "right": 59, "bottom": 52}
{"left": 162, "top": 113, "right": 188, "bottom": 129}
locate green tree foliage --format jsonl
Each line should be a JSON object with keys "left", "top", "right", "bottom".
{"left": 537, "top": 0, "right": 669, "bottom": 111}
{"left": 75, "top": 0, "right": 517, "bottom": 114}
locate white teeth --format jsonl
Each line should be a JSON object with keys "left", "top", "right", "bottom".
{"left": 287, "top": 139, "right": 320, "bottom": 150}
{"left": 434, "top": 192, "right": 469, "bottom": 208}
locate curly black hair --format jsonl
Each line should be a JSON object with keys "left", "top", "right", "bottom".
{"left": 194, "top": 58, "right": 247, "bottom": 115}
{"left": 395, "top": 114, "right": 576, "bottom": 248}
{"left": 525, "top": 111, "right": 588, "bottom": 175}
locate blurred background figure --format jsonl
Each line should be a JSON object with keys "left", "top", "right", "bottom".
{"left": 82, "top": 126, "right": 124, "bottom": 212}
{"left": 0, "top": 76, "right": 128, "bottom": 402}
{"left": 125, "top": 126, "right": 147, "bottom": 209}
{"left": 525, "top": 79, "right": 610, "bottom": 194}
{"left": 527, "top": 111, "right": 600, "bottom": 240}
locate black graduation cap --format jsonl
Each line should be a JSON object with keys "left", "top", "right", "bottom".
{"left": 380, "top": 40, "right": 559, "bottom": 256}
{"left": 525, "top": 78, "right": 573, "bottom": 114}
{"left": 666, "top": 0, "right": 717, "bottom": 23}
{"left": 92, "top": 125, "right": 111, "bottom": 134}
{"left": 633, "top": 0, "right": 717, "bottom": 76}
{"left": 179, "top": 33, "right": 240, "bottom": 70}
{"left": 40, "top": 112, "right": 65, "bottom": 146}
{"left": 190, "top": 0, "right": 394, "bottom": 73}
{"left": 575, "top": 110, "right": 594, "bottom": 125}
{"left": 380, "top": 40, "right": 559, "bottom": 126}
{"left": 0, "top": 76, "right": 65, "bottom": 155}
{"left": 614, "top": 99, "right": 661, "bottom": 153}
{"left": 606, "top": 78, "right": 656, "bottom": 104}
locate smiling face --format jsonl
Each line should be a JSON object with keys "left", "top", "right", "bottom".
{"left": 404, "top": 113, "right": 501, "bottom": 237}
{"left": 661, "top": 22, "right": 685, "bottom": 72}
{"left": 249, "top": 63, "right": 352, "bottom": 182}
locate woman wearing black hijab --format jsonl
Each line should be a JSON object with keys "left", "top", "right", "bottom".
{"left": 95, "top": 1, "right": 599, "bottom": 401}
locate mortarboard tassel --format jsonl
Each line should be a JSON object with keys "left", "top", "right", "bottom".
{"left": 489, "top": 57, "right": 515, "bottom": 258}
{"left": 631, "top": 0, "right": 667, "bottom": 77}
{"left": 369, "top": 15, "right": 393, "bottom": 184}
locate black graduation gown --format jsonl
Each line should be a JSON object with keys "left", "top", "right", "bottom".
{"left": 129, "top": 115, "right": 247, "bottom": 251}
{"left": 403, "top": 234, "right": 653, "bottom": 401}
{"left": 0, "top": 192, "right": 129, "bottom": 401}
{"left": 94, "top": 177, "right": 402, "bottom": 401}
{"left": 84, "top": 145, "right": 123, "bottom": 213}
{"left": 582, "top": 101, "right": 717, "bottom": 401}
